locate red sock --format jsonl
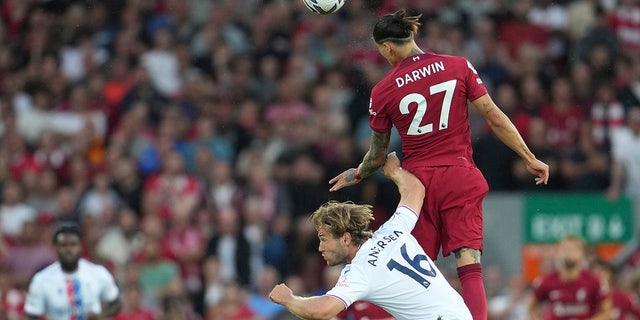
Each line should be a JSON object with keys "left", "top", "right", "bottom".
{"left": 457, "top": 263, "right": 487, "bottom": 320}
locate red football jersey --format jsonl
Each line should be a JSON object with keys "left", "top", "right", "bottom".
{"left": 369, "top": 53, "right": 488, "bottom": 171}
{"left": 533, "top": 269, "right": 606, "bottom": 320}
{"left": 610, "top": 288, "right": 640, "bottom": 320}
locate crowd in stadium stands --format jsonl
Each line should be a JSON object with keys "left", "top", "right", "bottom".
{"left": 0, "top": 0, "right": 639, "bottom": 319}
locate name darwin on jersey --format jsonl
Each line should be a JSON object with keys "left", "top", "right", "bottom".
{"left": 395, "top": 61, "right": 445, "bottom": 88}
{"left": 367, "top": 230, "right": 403, "bottom": 267}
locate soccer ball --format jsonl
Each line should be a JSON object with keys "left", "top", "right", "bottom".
{"left": 302, "top": 0, "right": 345, "bottom": 15}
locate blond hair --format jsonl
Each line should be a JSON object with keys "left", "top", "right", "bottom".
{"left": 310, "top": 201, "right": 374, "bottom": 246}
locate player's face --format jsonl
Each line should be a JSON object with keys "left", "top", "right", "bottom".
{"left": 317, "top": 226, "right": 349, "bottom": 267}
{"left": 55, "top": 233, "right": 82, "bottom": 266}
{"left": 557, "top": 238, "right": 585, "bottom": 269}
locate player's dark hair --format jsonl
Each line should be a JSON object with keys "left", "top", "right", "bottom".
{"left": 310, "top": 201, "right": 374, "bottom": 246}
{"left": 373, "top": 9, "right": 422, "bottom": 45}
{"left": 53, "top": 224, "right": 82, "bottom": 244}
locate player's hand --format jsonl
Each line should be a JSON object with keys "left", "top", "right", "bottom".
{"left": 329, "top": 167, "right": 361, "bottom": 192}
{"left": 269, "top": 283, "right": 293, "bottom": 306}
{"left": 527, "top": 159, "right": 549, "bottom": 185}
{"left": 382, "top": 152, "right": 401, "bottom": 179}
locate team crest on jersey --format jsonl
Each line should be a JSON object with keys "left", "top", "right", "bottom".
{"left": 336, "top": 274, "right": 349, "bottom": 288}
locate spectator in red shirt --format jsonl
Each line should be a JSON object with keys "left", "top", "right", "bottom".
{"left": 529, "top": 235, "right": 611, "bottom": 320}
{"left": 113, "top": 286, "right": 155, "bottom": 320}
{"left": 539, "top": 77, "right": 586, "bottom": 155}
{"left": 143, "top": 151, "right": 202, "bottom": 221}
{"left": 592, "top": 259, "right": 640, "bottom": 320}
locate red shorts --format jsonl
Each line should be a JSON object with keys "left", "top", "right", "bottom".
{"left": 409, "top": 166, "right": 489, "bottom": 259}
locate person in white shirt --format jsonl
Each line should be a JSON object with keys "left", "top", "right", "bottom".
{"left": 608, "top": 107, "right": 640, "bottom": 200}
{"left": 24, "top": 224, "right": 122, "bottom": 320}
{"left": 269, "top": 152, "right": 472, "bottom": 320}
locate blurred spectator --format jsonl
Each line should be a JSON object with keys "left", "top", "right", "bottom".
{"left": 162, "top": 202, "right": 206, "bottom": 297}
{"left": 512, "top": 118, "right": 562, "bottom": 189}
{"left": 159, "top": 277, "right": 202, "bottom": 320}
{"left": 515, "top": 74, "right": 548, "bottom": 141}
{"left": 142, "top": 151, "right": 202, "bottom": 221}
{"left": 95, "top": 207, "right": 144, "bottom": 278}
{"left": 0, "top": 265, "right": 25, "bottom": 320}
{"left": 112, "top": 285, "right": 154, "bottom": 320}
{"left": 32, "top": 131, "right": 70, "bottom": 179}
{"left": 607, "top": 107, "right": 640, "bottom": 200}
{"left": 15, "top": 84, "right": 53, "bottom": 144}
{"left": 539, "top": 77, "right": 586, "bottom": 155}
{"left": 570, "top": 63, "right": 594, "bottom": 107}
{"left": 205, "top": 281, "right": 257, "bottom": 320}
{"left": 110, "top": 157, "right": 144, "bottom": 215}
{"left": 206, "top": 159, "right": 241, "bottom": 212}
{"left": 608, "top": 0, "right": 640, "bottom": 54}
{"left": 136, "top": 237, "right": 180, "bottom": 310}
{"left": 497, "top": 0, "right": 549, "bottom": 61}
{"left": 528, "top": 235, "right": 610, "bottom": 319}
{"left": 6, "top": 221, "right": 55, "bottom": 289}
{"left": 572, "top": 3, "right": 618, "bottom": 66}
{"left": 26, "top": 169, "right": 59, "bottom": 214}
{"left": 78, "top": 171, "right": 120, "bottom": 226}
{"left": 141, "top": 27, "right": 182, "bottom": 98}
{"left": 201, "top": 256, "right": 224, "bottom": 314}
{"left": 205, "top": 207, "right": 251, "bottom": 287}
{"left": 592, "top": 259, "right": 640, "bottom": 320}
{"left": 488, "top": 274, "right": 530, "bottom": 320}
{"left": 620, "top": 56, "right": 640, "bottom": 108}
{"left": 286, "top": 152, "right": 327, "bottom": 218}
{"left": 247, "top": 265, "right": 285, "bottom": 319}
{"left": 0, "top": 180, "right": 37, "bottom": 242}
{"left": 51, "top": 186, "right": 80, "bottom": 224}
{"left": 560, "top": 121, "right": 610, "bottom": 190}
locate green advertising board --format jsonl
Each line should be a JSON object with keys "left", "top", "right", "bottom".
{"left": 524, "top": 193, "right": 633, "bottom": 244}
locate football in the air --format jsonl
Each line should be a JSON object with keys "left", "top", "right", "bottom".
{"left": 302, "top": 0, "right": 345, "bottom": 15}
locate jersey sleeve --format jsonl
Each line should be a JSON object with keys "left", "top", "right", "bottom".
{"left": 464, "top": 59, "right": 488, "bottom": 102}
{"left": 24, "top": 274, "right": 45, "bottom": 316}
{"left": 379, "top": 205, "right": 419, "bottom": 234}
{"left": 368, "top": 91, "right": 393, "bottom": 133}
{"left": 325, "top": 265, "right": 369, "bottom": 310}
{"left": 97, "top": 265, "right": 120, "bottom": 302}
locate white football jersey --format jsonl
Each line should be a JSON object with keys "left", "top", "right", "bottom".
{"left": 24, "top": 258, "right": 120, "bottom": 319}
{"left": 326, "top": 205, "right": 472, "bottom": 320}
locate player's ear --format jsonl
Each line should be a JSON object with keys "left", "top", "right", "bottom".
{"left": 341, "top": 232, "right": 352, "bottom": 245}
{"left": 383, "top": 42, "right": 393, "bottom": 55}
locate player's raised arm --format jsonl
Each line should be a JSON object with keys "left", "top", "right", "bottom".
{"left": 329, "top": 131, "right": 391, "bottom": 192}
{"left": 382, "top": 152, "right": 425, "bottom": 213}
{"left": 471, "top": 94, "right": 549, "bottom": 185}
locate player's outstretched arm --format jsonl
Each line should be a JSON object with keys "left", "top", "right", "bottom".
{"left": 472, "top": 94, "right": 549, "bottom": 185}
{"left": 329, "top": 131, "right": 391, "bottom": 192}
{"left": 269, "top": 283, "right": 345, "bottom": 319}
{"left": 382, "top": 152, "right": 425, "bottom": 214}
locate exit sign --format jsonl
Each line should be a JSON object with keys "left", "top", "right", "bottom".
{"left": 524, "top": 194, "right": 633, "bottom": 243}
